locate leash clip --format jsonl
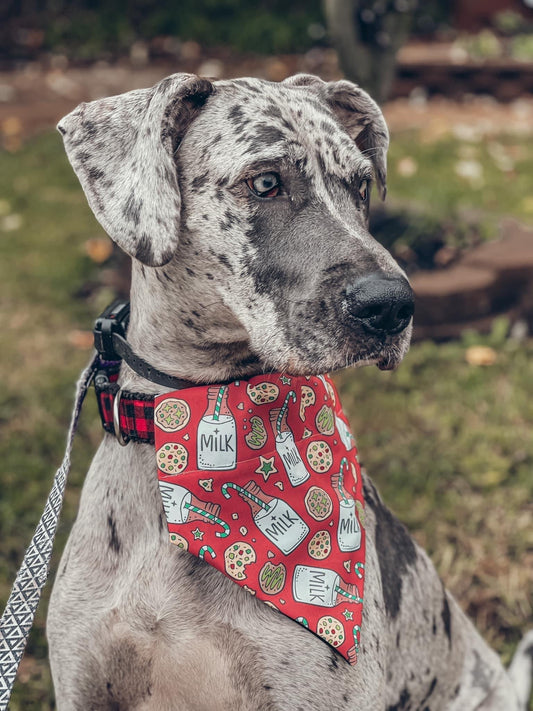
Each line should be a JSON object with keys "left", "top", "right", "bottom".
{"left": 93, "top": 299, "right": 130, "bottom": 361}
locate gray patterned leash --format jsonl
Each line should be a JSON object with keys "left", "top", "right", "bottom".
{"left": 0, "top": 355, "right": 98, "bottom": 710}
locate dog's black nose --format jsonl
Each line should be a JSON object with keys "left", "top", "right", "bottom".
{"left": 345, "top": 273, "right": 414, "bottom": 335}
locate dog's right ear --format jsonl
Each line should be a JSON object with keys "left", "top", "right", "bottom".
{"left": 57, "top": 74, "right": 215, "bottom": 266}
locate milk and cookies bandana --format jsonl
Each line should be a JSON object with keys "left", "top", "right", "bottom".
{"left": 154, "top": 374, "right": 365, "bottom": 665}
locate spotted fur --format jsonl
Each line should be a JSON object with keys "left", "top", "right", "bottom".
{"left": 48, "top": 73, "right": 532, "bottom": 710}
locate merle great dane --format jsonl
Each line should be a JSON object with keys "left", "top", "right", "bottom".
{"left": 48, "top": 73, "right": 533, "bottom": 710}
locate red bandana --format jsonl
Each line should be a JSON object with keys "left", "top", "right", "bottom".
{"left": 154, "top": 374, "right": 365, "bottom": 664}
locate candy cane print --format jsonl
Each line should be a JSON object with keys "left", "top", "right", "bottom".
{"left": 337, "top": 457, "right": 350, "bottom": 504}
{"left": 198, "top": 545, "right": 216, "bottom": 560}
{"left": 353, "top": 624, "right": 361, "bottom": 655}
{"left": 183, "top": 501, "right": 230, "bottom": 538}
{"left": 334, "top": 585, "right": 363, "bottom": 604}
{"left": 221, "top": 482, "right": 271, "bottom": 512}
{"left": 353, "top": 562, "right": 364, "bottom": 579}
{"left": 276, "top": 390, "right": 296, "bottom": 436}
{"left": 212, "top": 386, "right": 226, "bottom": 422}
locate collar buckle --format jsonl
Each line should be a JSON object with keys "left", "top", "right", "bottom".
{"left": 93, "top": 299, "right": 130, "bottom": 361}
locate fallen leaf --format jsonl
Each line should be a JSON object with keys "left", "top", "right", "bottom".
{"left": 465, "top": 346, "right": 497, "bottom": 366}
{"left": 84, "top": 237, "right": 113, "bottom": 263}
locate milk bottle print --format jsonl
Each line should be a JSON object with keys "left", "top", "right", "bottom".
{"left": 335, "top": 414, "right": 355, "bottom": 452}
{"left": 270, "top": 391, "right": 310, "bottom": 487}
{"left": 197, "top": 386, "right": 237, "bottom": 470}
{"left": 292, "top": 565, "right": 362, "bottom": 607}
{"left": 222, "top": 480, "right": 309, "bottom": 555}
{"left": 331, "top": 458, "right": 361, "bottom": 552}
{"left": 158, "top": 482, "right": 230, "bottom": 537}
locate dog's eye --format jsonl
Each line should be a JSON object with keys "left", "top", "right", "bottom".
{"left": 359, "top": 179, "right": 369, "bottom": 202}
{"left": 246, "top": 173, "right": 280, "bottom": 198}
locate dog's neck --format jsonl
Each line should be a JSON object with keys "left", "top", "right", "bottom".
{"left": 119, "top": 260, "right": 262, "bottom": 392}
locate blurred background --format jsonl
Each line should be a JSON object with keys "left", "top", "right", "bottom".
{"left": 1, "top": 1, "right": 532, "bottom": 708}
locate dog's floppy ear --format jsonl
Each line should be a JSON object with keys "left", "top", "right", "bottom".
{"left": 57, "top": 73, "right": 215, "bottom": 266}
{"left": 325, "top": 80, "right": 389, "bottom": 200}
{"left": 283, "top": 75, "right": 388, "bottom": 200}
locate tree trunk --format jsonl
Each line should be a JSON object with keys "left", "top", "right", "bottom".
{"left": 323, "top": 0, "right": 417, "bottom": 105}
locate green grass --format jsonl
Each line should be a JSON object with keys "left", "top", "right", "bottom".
{"left": 1, "top": 131, "right": 532, "bottom": 707}
{"left": 388, "top": 132, "right": 533, "bottom": 223}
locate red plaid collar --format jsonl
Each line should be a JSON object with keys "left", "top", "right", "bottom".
{"left": 95, "top": 365, "right": 156, "bottom": 444}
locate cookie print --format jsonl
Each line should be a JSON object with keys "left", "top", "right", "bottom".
{"left": 246, "top": 381, "right": 279, "bottom": 405}
{"left": 317, "top": 616, "right": 345, "bottom": 648}
{"left": 315, "top": 405, "right": 335, "bottom": 436}
{"left": 169, "top": 532, "right": 188, "bottom": 550}
{"left": 299, "top": 385, "right": 315, "bottom": 420}
{"left": 155, "top": 397, "right": 191, "bottom": 432}
{"left": 259, "top": 561, "right": 287, "bottom": 595}
{"left": 157, "top": 443, "right": 188, "bottom": 474}
{"left": 304, "top": 486, "right": 333, "bottom": 521}
{"left": 306, "top": 440, "right": 333, "bottom": 473}
{"left": 307, "top": 530, "right": 332, "bottom": 560}
{"left": 224, "top": 542, "right": 256, "bottom": 581}
{"left": 245, "top": 415, "right": 267, "bottom": 450}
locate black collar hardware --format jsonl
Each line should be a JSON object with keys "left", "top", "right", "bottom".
{"left": 93, "top": 299, "right": 196, "bottom": 390}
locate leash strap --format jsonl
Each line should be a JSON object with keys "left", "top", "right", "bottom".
{"left": 0, "top": 355, "right": 99, "bottom": 710}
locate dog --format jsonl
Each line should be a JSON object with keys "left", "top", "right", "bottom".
{"left": 47, "top": 72, "right": 533, "bottom": 710}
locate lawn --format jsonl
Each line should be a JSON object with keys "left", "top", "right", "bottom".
{"left": 1, "top": 128, "right": 532, "bottom": 708}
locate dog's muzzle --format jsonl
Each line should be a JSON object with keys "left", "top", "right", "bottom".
{"left": 345, "top": 272, "right": 414, "bottom": 336}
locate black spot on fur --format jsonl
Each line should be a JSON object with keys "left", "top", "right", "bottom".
{"left": 217, "top": 253, "right": 234, "bottom": 272}
{"left": 186, "top": 267, "right": 196, "bottom": 277}
{"left": 396, "top": 631, "right": 401, "bottom": 647}
{"left": 343, "top": 694, "right": 349, "bottom": 703}
{"left": 328, "top": 652, "right": 339, "bottom": 672}
{"left": 234, "top": 353, "right": 261, "bottom": 370}
{"left": 245, "top": 124, "right": 284, "bottom": 154}
{"left": 441, "top": 592, "right": 452, "bottom": 647}
{"left": 82, "top": 120, "right": 98, "bottom": 137}
{"left": 88, "top": 166, "right": 104, "bottom": 181}
{"left": 220, "top": 211, "right": 239, "bottom": 233}
{"left": 263, "top": 684, "right": 272, "bottom": 691}
{"left": 228, "top": 104, "right": 245, "bottom": 125}
{"left": 123, "top": 191, "right": 143, "bottom": 226}
{"left": 57, "top": 124, "right": 66, "bottom": 135}
{"left": 432, "top": 616, "right": 437, "bottom": 634}
{"left": 135, "top": 234, "right": 154, "bottom": 265}
{"left": 264, "top": 105, "right": 283, "bottom": 120}
{"left": 386, "top": 687, "right": 411, "bottom": 710}
{"left": 192, "top": 172, "right": 209, "bottom": 190}
{"left": 107, "top": 513, "right": 121, "bottom": 553}
{"left": 419, "top": 677, "right": 437, "bottom": 706}
{"left": 363, "top": 478, "right": 417, "bottom": 619}
{"left": 75, "top": 150, "right": 91, "bottom": 163}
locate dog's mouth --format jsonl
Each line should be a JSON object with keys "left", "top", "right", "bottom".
{"left": 258, "top": 323, "right": 412, "bottom": 378}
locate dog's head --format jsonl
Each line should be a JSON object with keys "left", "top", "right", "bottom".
{"left": 58, "top": 73, "right": 413, "bottom": 377}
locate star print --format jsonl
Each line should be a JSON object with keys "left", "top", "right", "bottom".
{"left": 192, "top": 527, "right": 204, "bottom": 540}
{"left": 342, "top": 609, "right": 354, "bottom": 621}
{"left": 280, "top": 375, "right": 291, "bottom": 385}
{"left": 255, "top": 455, "right": 278, "bottom": 482}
